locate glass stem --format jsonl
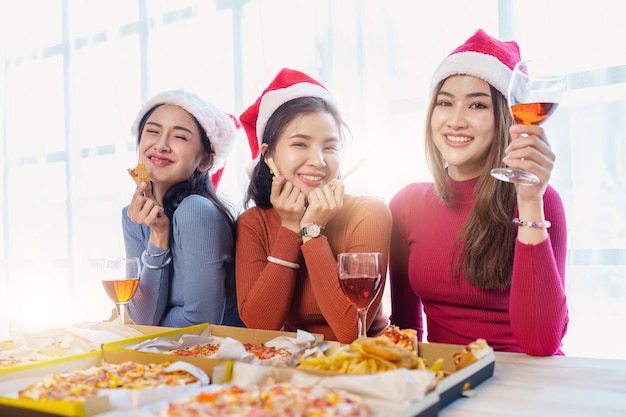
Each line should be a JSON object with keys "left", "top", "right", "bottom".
{"left": 356, "top": 307, "right": 368, "bottom": 339}
{"left": 117, "top": 303, "right": 127, "bottom": 324}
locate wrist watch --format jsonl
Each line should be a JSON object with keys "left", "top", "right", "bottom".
{"left": 298, "top": 224, "right": 324, "bottom": 238}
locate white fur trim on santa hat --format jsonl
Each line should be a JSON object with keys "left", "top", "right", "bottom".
{"left": 256, "top": 82, "right": 335, "bottom": 146}
{"left": 130, "top": 89, "right": 237, "bottom": 175}
{"left": 430, "top": 51, "right": 513, "bottom": 97}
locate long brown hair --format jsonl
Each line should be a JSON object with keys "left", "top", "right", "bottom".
{"left": 425, "top": 80, "right": 517, "bottom": 290}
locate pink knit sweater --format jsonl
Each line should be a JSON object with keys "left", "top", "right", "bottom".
{"left": 389, "top": 177, "right": 568, "bottom": 356}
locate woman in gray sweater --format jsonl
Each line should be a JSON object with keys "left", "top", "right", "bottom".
{"left": 123, "top": 89, "right": 243, "bottom": 328}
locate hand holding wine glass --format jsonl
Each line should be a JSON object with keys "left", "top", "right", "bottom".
{"left": 101, "top": 257, "right": 140, "bottom": 324}
{"left": 491, "top": 59, "right": 566, "bottom": 185}
{"left": 337, "top": 252, "right": 383, "bottom": 340}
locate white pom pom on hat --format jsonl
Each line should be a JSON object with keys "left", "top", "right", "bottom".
{"left": 429, "top": 29, "right": 521, "bottom": 97}
{"left": 239, "top": 68, "right": 336, "bottom": 161}
{"left": 130, "top": 89, "right": 240, "bottom": 188}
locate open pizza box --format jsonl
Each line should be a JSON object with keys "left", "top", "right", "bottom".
{"left": 101, "top": 323, "right": 312, "bottom": 384}
{"left": 0, "top": 350, "right": 108, "bottom": 417}
{"left": 0, "top": 350, "right": 211, "bottom": 417}
{"left": 0, "top": 325, "right": 196, "bottom": 417}
{"left": 0, "top": 324, "right": 169, "bottom": 374}
{"left": 102, "top": 325, "right": 494, "bottom": 417}
{"left": 214, "top": 341, "right": 494, "bottom": 417}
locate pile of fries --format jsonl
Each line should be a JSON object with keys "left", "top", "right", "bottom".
{"left": 298, "top": 335, "right": 445, "bottom": 378}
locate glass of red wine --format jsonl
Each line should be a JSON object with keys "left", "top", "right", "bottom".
{"left": 490, "top": 59, "right": 566, "bottom": 185}
{"left": 337, "top": 252, "right": 383, "bottom": 340}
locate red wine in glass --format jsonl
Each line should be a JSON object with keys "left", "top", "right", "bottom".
{"left": 339, "top": 274, "right": 381, "bottom": 309}
{"left": 337, "top": 252, "right": 383, "bottom": 341}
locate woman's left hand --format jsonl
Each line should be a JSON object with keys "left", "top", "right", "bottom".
{"left": 504, "top": 124, "right": 555, "bottom": 201}
{"left": 301, "top": 179, "right": 344, "bottom": 228}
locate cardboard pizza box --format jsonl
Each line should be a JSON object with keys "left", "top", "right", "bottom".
{"left": 101, "top": 323, "right": 306, "bottom": 384}
{"left": 0, "top": 324, "right": 171, "bottom": 375}
{"left": 0, "top": 325, "right": 195, "bottom": 417}
{"left": 0, "top": 350, "right": 210, "bottom": 417}
{"left": 104, "top": 326, "right": 494, "bottom": 417}
{"left": 264, "top": 340, "right": 494, "bottom": 417}
{"left": 0, "top": 350, "right": 108, "bottom": 417}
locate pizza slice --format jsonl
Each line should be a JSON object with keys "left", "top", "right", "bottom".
{"left": 381, "top": 325, "right": 418, "bottom": 353}
{"left": 127, "top": 161, "right": 150, "bottom": 185}
{"left": 453, "top": 339, "right": 492, "bottom": 370}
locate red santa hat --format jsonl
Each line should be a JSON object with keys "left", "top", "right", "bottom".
{"left": 239, "top": 68, "right": 336, "bottom": 161}
{"left": 130, "top": 89, "right": 240, "bottom": 189}
{"left": 430, "top": 29, "right": 521, "bottom": 97}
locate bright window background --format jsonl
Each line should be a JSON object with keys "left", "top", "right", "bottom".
{"left": 0, "top": 0, "right": 624, "bottom": 360}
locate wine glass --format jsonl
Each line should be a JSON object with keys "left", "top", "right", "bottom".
{"left": 101, "top": 257, "right": 140, "bottom": 324}
{"left": 490, "top": 59, "right": 566, "bottom": 185}
{"left": 337, "top": 252, "right": 383, "bottom": 340}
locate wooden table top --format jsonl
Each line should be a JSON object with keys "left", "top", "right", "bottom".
{"left": 440, "top": 351, "right": 626, "bottom": 417}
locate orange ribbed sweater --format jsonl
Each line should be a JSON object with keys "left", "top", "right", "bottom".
{"left": 235, "top": 195, "right": 391, "bottom": 343}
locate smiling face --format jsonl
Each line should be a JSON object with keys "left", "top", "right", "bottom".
{"left": 430, "top": 75, "right": 496, "bottom": 180}
{"left": 138, "top": 104, "right": 212, "bottom": 199}
{"left": 263, "top": 111, "right": 341, "bottom": 194}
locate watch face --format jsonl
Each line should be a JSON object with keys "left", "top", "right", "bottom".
{"left": 307, "top": 224, "right": 321, "bottom": 237}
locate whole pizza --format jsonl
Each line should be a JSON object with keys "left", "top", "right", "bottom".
{"left": 165, "top": 383, "right": 370, "bottom": 417}
{"left": 18, "top": 361, "right": 199, "bottom": 402}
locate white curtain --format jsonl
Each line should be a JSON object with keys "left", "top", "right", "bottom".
{"left": 0, "top": 0, "right": 624, "bottom": 359}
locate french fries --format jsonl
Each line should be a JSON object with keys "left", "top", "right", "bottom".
{"left": 266, "top": 158, "right": 280, "bottom": 177}
{"left": 297, "top": 335, "right": 445, "bottom": 379}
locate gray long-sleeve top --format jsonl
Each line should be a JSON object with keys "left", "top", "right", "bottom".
{"left": 123, "top": 194, "right": 242, "bottom": 327}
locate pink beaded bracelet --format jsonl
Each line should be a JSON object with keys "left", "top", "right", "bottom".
{"left": 513, "top": 217, "right": 551, "bottom": 228}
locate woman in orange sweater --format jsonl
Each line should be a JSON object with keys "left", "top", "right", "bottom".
{"left": 236, "top": 68, "right": 391, "bottom": 343}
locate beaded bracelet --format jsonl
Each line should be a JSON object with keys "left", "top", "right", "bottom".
{"left": 142, "top": 249, "right": 173, "bottom": 270}
{"left": 512, "top": 217, "right": 551, "bottom": 229}
{"left": 267, "top": 256, "right": 300, "bottom": 270}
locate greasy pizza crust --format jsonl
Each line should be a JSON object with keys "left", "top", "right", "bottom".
{"left": 128, "top": 161, "right": 150, "bottom": 185}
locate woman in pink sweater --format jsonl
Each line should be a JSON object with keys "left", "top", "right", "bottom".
{"left": 389, "top": 29, "right": 568, "bottom": 356}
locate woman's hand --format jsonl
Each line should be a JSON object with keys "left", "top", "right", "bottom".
{"left": 504, "top": 124, "right": 555, "bottom": 202}
{"left": 269, "top": 176, "right": 306, "bottom": 233}
{"left": 127, "top": 182, "right": 170, "bottom": 248}
{"left": 301, "top": 179, "right": 344, "bottom": 228}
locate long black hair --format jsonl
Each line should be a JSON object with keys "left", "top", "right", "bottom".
{"left": 136, "top": 105, "right": 236, "bottom": 234}
{"left": 243, "top": 96, "right": 347, "bottom": 209}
